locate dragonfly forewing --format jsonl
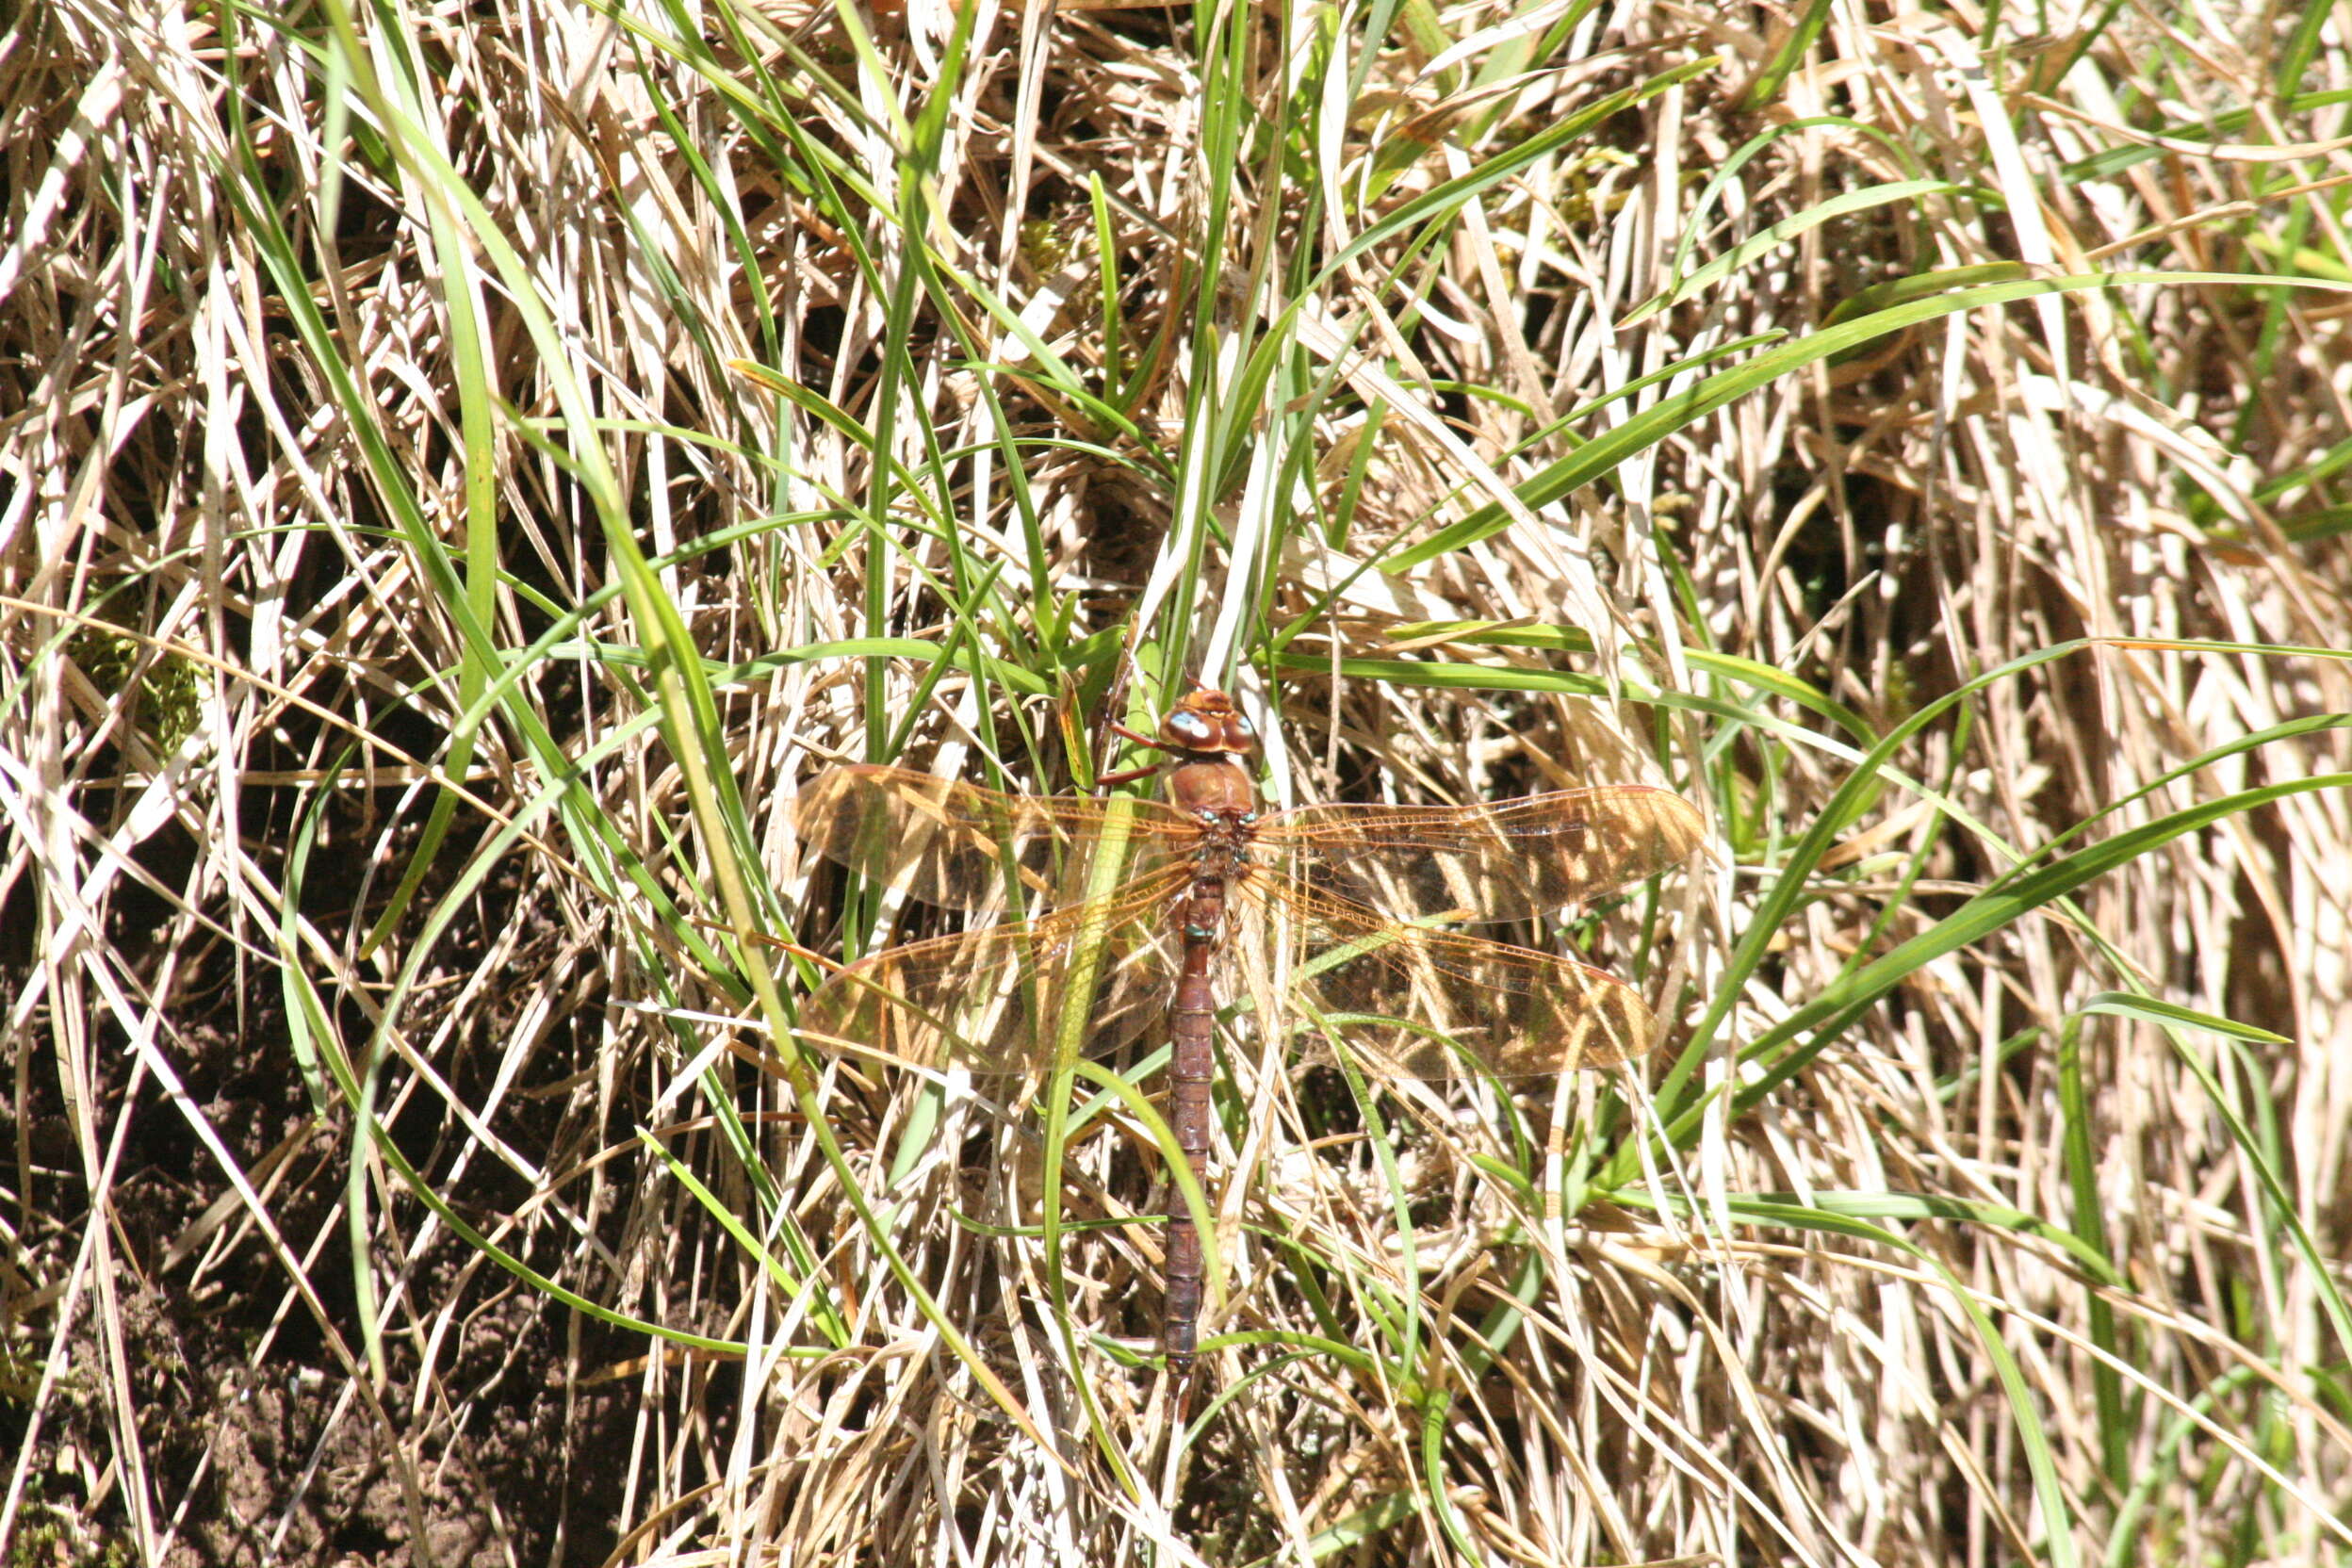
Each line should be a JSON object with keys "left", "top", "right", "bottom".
{"left": 794, "top": 765, "right": 1190, "bottom": 915}
{"left": 1263, "top": 786, "right": 1707, "bottom": 925}
{"left": 796, "top": 869, "right": 1189, "bottom": 1073}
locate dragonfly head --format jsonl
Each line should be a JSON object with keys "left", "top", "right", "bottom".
{"left": 1158, "top": 687, "right": 1257, "bottom": 760}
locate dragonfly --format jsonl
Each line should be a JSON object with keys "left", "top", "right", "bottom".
{"left": 790, "top": 687, "right": 1705, "bottom": 1386}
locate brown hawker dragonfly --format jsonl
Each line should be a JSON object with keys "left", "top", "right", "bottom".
{"left": 791, "top": 689, "right": 1705, "bottom": 1381}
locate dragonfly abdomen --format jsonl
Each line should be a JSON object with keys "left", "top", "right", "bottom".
{"left": 1161, "top": 878, "right": 1223, "bottom": 1379}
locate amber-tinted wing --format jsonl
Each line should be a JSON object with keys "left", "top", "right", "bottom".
{"left": 795, "top": 865, "right": 1190, "bottom": 1072}
{"left": 1232, "top": 875, "right": 1669, "bottom": 1078}
{"left": 1254, "top": 785, "right": 1705, "bottom": 925}
{"left": 793, "top": 764, "right": 1194, "bottom": 914}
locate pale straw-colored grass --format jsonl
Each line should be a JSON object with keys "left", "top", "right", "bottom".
{"left": 4, "top": 0, "right": 2348, "bottom": 1563}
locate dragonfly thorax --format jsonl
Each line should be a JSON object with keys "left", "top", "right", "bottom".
{"left": 1163, "top": 754, "right": 1257, "bottom": 821}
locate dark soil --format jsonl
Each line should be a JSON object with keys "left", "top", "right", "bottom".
{"left": 8, "top": 836, "right": 634, "bottom": 1566}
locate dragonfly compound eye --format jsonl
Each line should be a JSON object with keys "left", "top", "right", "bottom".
{"left": 1166, "top": 710, "right": 1215, "bottom": 747}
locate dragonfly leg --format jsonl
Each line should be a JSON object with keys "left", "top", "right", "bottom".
{"left": 1096, "top": 760, "right": 1166, "bottom": 787}
{"left": 1106, "top": 719, "right": 1171, "bottom": 751}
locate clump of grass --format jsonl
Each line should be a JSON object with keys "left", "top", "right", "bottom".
{"left": 4, "top": 0, "right": 2348, "bottom": 1561}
